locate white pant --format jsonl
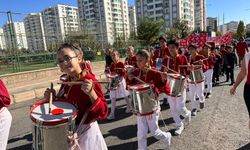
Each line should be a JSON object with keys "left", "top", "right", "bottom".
{"left": 188, "top": 82, "right": 205, "bottom": 110}
{"left": 0, "top": 107, "right": 12, "bottom": 150}
{"left": 204, "top": 69, "right": 213, "bottom": 93}
{"left": 78, "top": 121, "right": 107, "bottom": 150}
{"left": 109, "top": 96, "right": 131, "bottom": 117}
{"left": 166, "top": 90, "right": 191, "bottom": 127}
{"left": 137, "top": 111, "right": 171, "bottom": 150}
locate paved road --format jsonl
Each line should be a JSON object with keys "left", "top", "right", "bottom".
{"left": 7, "top": 68, "right": 250, "bottom": 150}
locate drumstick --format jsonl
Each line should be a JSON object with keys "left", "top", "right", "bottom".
{"left": 134, "top": 77, "right": 147, "bottom": 84}
{"left": 57, "top": 81, "right": 110, "bottom": 85}
{"left": 179, "top": 65, "right": 202, "bottom": 67}
{"left": 161, "top": 65, "right": 179, "bottom": 74}
{"left": 146, "top": 68, "right": 164, "bottom": 74}
{"left": 193, "top": 58, "right": 208, "bottom": 64}
{"left": 48, "top": 82, "right": 53, "bottom": 114}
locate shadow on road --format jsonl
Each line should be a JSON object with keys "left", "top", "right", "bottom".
{"left": 8, "top": 144, "right": 32, "bottom": 150}
{"left": 103, "top": 124, "right": 137, "bottom": 140}
{"left": 237, "top": 142, "right": 250, "bottom": 150}
{"left": 8, "top": 133, "right": 32, "bottom": 144}
{"left": 108, "top": 136, "right": 159, "bottom": 150}
{"left": 99, "top": 105, "right": 133, "bottom": 124}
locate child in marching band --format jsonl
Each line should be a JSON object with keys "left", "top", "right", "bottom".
{"left": 202, "top": 43, "right": 216, "bottom": 98}
{"left": 187, "top": 44, "right": 209, "bottom": 116}
{"left": 125, "top": 46, "right": 137, "bottom": 68}
{"left": 44, "top": 43, "right": 108, "bottom": 149}
{"left": 161, "top": 40, "right": 191, "bottom": 135}
{"left": 0, "top": 80, "right": 12, "bottom": 150}
{"left": 127, "top": 49, "right": 171, "bottom": 150}
{"left": 107, "top": 51, "right": 131, "bottom": 120}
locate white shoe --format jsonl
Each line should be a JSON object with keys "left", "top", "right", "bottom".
{"left": 174, "top": 124, "right": 184, "bottom": 135}
{"left": 164, "top": 132, "right": 171, "bottom": 150}
{"left": 107, "top": 114, "right": 115, "bottom": 120}
{"left": 183, "top": 112, "right": 191, "bottom": 126}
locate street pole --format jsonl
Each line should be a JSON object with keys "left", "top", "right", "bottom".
{"left": 6, "top": 11, "right": 17, "bottom": 72}
{"left": 8, "top": 11, "right": 20, "bottom": 71}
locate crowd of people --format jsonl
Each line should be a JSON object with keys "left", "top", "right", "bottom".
{"left": 0, "top": 36, "right": 249, "bottom": 150}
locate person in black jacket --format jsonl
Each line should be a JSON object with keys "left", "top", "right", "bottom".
{"left": 212, "top": 47, "right": 222, "bottom": 85}
{"left": 225, "top": 45, "right": 237, "bottom": 85}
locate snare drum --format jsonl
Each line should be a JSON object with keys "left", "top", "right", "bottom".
{"left": 128, "top": 84, "right": 159, "bottom": 115}
{"left": 167, "top": 73, "right": 185, "bottom": 97}
{"left": 30, "top": 100, "right": 77, "bottom": 150}
{"left": 189, "top": 68, "right": 204, "bottom": 83}
{"left": 125, "top": 65, "right": 134, "bottom": 75}
{"left": 106, "top": 73, "right": 120, "bottom": 90}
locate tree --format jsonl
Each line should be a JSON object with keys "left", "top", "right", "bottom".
{"left": 236, "top": 20, "right": 246, "bottom": 39}
{"left": 216, "top": 31, "right": 223, "bottom": 36}
{"left": 137, "top": 17, "right": 164, "bottom": 46}
{"left": 165, "top": 20, "right": 191, "bottom": 39}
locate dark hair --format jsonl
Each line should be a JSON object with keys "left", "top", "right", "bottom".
{"left": 167, "top": 39, "right": 179, "bottom": 47}
{"left": 57, "top": 43, "right": 83, "bottom": 57}
{"left": 188, "top": 44, "right": 198, "bottom": 49}
{"left": 204, "top": 43, "right": 211, "bottom": 49}
{"left": 136, "top": 49, "right": 150, "bottom": 59}
{"left": 159, "top": 36, "right": 167, "bottom": 42}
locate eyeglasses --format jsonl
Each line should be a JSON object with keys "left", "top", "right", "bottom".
{"left": 57, "top": 55, "right": 77, "bottom": 65}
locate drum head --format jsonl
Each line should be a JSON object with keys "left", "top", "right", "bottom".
{"left": 106, "top": 73, "right": 118, "bottom": 79}
{"left": 128, "top": 84, "right": 150, "bottom": 91}
{"left": 30, "top": 101, "right": 77, "bottom": 126}
{"left": 168, "top": 73, "right": 185, "bottom": 80}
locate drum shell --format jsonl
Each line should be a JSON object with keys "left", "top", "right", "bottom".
{"left": 167, "top": 74, "right": 185, "bottom": 97}
{"left": 30, "top": 101, "right": 77, "bottom": 150}
{"left": 32, "top": 119, "right": 75, "bottom": 150}
{"left": 106, "top": 74, "right": 120, "bottom": 90}
{"left": 129, "top": 87, "right": 158, "bottom": 115}
{"left": 189, "top": 68, "right": 204, "bottom": 83}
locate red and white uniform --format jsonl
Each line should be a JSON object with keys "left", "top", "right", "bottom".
{"left": 188, "top": 54, "right": 209, "bottom": 110}
{"left": 127, "top": 68, "right": 171, "bottom": 150}
{"left": 204, "top": 53, "right": 216, "bottom": 94}
{"left": 152, "top": 47, "right": 170, "bottom": 67}
{"left": 0, "top": 80, "right": 12, "bottom": 150}
{"left": 161, "top": 55, "right": 191, "bottom": 128}
{"left": 125, "top": 55, "right": 137, "bottom": 68}
{"left": 108, "top": 61, "right": 130, "bottom": 118}
{"left": 57, "top": 70, "right": 108, "bottom": 150}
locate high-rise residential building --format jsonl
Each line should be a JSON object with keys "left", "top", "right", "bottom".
{"left": 0, "top": 28, "right": 6, "bottom": 50}
{"left": 77, "top": 0, "right": 130, "bottom": 44}
{"left": 136, "top": 0, "right": 195, "bottom": 30}
{"left": 246, "top": 23, "right": 250, "bottom": 32}
{"left": 24, "top": 13, "right": 47, "bottom": 51}
{"left": 206, "top": 17, "right": 217, "bottom": 32}
{"left": 41, "top": 4, "right": 79, "bottom": 48}
{"left": 3, "top": 22, "right": 28, "bottom": 50}
{"left": 218, "top": 24, "right": 227, "bottom": 34}
{"left": 194, "top": 0, "right": 206, "bottom": 31}
{"left": 226, "top": 21, "right": 238, "bottom": 32}
{"left": 129, "top": 6, "right": 137, "bottom": 36}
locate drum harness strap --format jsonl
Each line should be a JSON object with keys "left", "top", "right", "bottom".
{"left": 68, "top": 110, "right": 90, "bottom": 150}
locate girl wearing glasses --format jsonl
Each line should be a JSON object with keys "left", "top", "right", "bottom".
{"left": 44, "top": 43, "right": 108, "bottom": 150}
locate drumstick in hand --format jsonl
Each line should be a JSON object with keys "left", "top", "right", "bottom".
{"left": 57, "top": 81, "right": 110, "bottom": 85}
{"left": 48, "top": 82, "right": 53, "bottom": 114}
{"left": 161, "top": 65, "right": 179, "bottom": 74}
{"left": 192, "top": 58, "right": 208, "bottom": 64}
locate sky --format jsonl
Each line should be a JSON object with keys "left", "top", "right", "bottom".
{"left": 0, "top": 0, "right": 249, "bottom": 27}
